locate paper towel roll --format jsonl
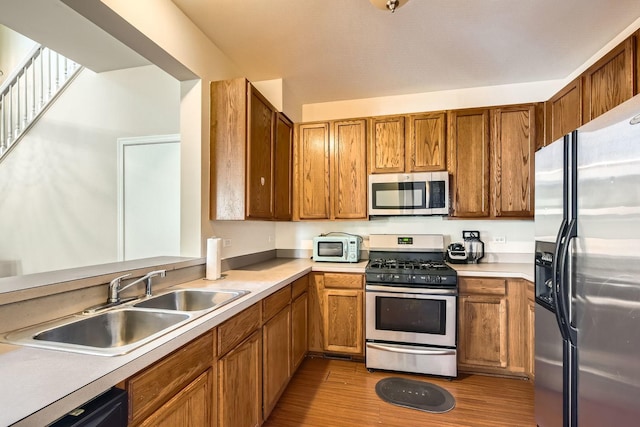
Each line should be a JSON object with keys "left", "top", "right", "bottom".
{"left": 206, "top": 237, "right": 222, "bottom": 280}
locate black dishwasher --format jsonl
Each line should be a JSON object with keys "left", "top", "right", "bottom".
{"left": 49, "top": 388, "right": 128, "bottom": 427}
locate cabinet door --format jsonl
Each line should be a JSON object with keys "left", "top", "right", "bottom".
{"left": 323, "top": 289, "right": 363, "bottom": 355}
{"left": 127, "top": 333, "right": 213, "bottom": 425}
{"left": 406, "top": 112, "right": 446, "bottom": 172}
{"left": 458, "top": 294, "right": 508, "bottom": 368}
{"left": 291, "top": 292, "right": 308, "bottom": 371}
{"left": 582, "top": 36, "right": 635, "bottom": 122}
{"left": 332, "top": 119, "right": 367, "bottom": 219}
{"left": 246, "top": 84, "right": 274, "bottom": 219}
{"left": 139, "top": 369, "right": 212, "bottom": 427}
{"left": 263, "top": 306, "right": 291, "bottom": 420}
{"left": 297, "top": 123, "right": 330, "bottom": 219}
{"left": 218, "top": 331, "right": 262, "bottom": 427}
{"left": 307, "top": 273, "right": 325, "bottom": 353}
{"left": 448, "top": 109, "right": 490, "bottom": 217}
{"left": 526, "top": 281, "right": 535, "bottom": 380}
{"left": 369, "top": 115, "right": 405, "bottom": 173}
{"left": 545, "top": 77, "right": 582, "bottom": 147}
{"left": 273, "top": 113, "right": 293, "bottom": 220}
{"left": 210, "top": 78, "right": 247, "bottom": 220}
{"left": 491, "top": 104, "right": 536, "bottom": 218}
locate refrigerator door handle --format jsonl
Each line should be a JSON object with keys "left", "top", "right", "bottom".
{"left": 552, "top": 218, "right": 570, "bottom": 341}
{"left": 558, "top": 219, "right": 578, "bottom": 345}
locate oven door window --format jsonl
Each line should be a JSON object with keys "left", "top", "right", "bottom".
{"left": 375, "top": 295, "right": 446, "bottom": 335}
{"left": 317, "top": 241, "right": 344, "bottom": 257}
{"left": 371, "top": 182, "right": 427, "bottom": 209}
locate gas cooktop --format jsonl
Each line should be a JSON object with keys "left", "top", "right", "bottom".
{"left": 365, "top": 234, "right": 457, "bottom": 288}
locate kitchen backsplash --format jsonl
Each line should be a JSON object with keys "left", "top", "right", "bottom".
{"left": 211, "top": 217, "right": 534, "bottom": 263}
{"left": 275, "top": 217, "right": 534, "bottom": 264}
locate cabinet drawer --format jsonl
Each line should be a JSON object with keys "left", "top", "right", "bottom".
{"left": 263, "top": 285, "right": 291, "bottom": 322}
{"left": 292, "top": 275, "right": 308, "bottom": 299}
{"left": 323, "top": 273, "right": 363, "bottom": 289}
{"left": 218, "top": 303, "right": 261, "bottom": 357}
{"left": 127, "top": 332, "right": 213, "bottom": 425}
{"left": 459, "top": 277, "right": 506, "bottom": 295}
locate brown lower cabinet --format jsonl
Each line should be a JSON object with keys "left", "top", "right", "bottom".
{"left": 218, "top": 331, "right": 263, "bottom": 427}
{"left": 124, "top": 275, "right": 309, "bottom": 427}
{"left": 457, "top": 277, "right": 532, "bottom": 379}
{"left": 308, "top": 272, "right": 364, "bottom": 357}
{"left": 139, "top": 369, "right": 213, "bottom": 427}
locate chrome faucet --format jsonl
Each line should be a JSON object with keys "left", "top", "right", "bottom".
{"left": 107, "top": 270, "right": 166, "bottom": 304}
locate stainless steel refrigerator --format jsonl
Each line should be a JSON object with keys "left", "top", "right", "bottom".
{"left": 534, "top": 94, "right": 640, "bottom": 427}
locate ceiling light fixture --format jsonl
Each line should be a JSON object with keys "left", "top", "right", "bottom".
{"left": 369, "top": 0, "right": 410, "bottom": 13}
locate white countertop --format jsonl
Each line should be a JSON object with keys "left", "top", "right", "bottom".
{"left": 0, "top": 257, "right": 531, "bottom": 426}
{"left": 450, "top": 262, "right": 534, "bottom": 282}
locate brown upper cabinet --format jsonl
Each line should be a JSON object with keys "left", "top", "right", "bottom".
{"left": 273, "top": 113, "right": 294, "bottom": 220}
{"left": 448, "top": 108, "right": 491, "bottom": 217}
{"left": 369, "top": 112, "right": 446, "bottom": 173}
{"left": 295, "top": 119, "right": 367, "bottom": 220}
{"left": 368, "top": 115, "right": 405, "bottom": 173}
{"left": 210, "top": 78, "right": 293, "bottom": 221}
{"left": 490, "top": 104, "right": 538, "bottom": 218}
{"left": 544, "top": 77, "right": 582, "bottom": 148}
{"left": 295, "top": 122, "right": 331, "bottom": 219}
{"left": 448, "top": 104, "right": 539, "bottom": 219}
{"left": 582, "top": 36, "right": 635, "bottom": 123}
{"left": 406, "top": 112, "right": 447, "bottom": 172}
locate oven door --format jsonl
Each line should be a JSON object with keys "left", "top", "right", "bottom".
{"left": 365, "top": 285, "right": 456, "bottom": 348}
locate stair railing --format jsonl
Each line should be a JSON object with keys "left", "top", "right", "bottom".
{"left": 0, "top": 45, "right": 83, "bottom": 162}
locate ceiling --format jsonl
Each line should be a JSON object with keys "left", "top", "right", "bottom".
{"left": 172, "top": 0, "right": 640, "bottom": 105}
{"left": 1, "top": 1, "right": 639, "bottom": 107}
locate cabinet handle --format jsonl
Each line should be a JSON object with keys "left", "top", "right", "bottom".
{"left": 260, "top": 177, "right": 265, "bottom": 186}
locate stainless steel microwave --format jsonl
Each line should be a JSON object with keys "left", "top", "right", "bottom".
{"left": 368, "top": 171, "right": 449, "bottom": 216}
{"left": 312, "top": 235, "right": 360, "bottom": 263}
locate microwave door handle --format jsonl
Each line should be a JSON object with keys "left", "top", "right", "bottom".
{"left": 367, "top": 343, "right": 456, "bottom": 356}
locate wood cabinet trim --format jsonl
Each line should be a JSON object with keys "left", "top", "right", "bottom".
{"left": 291, "top": 275, "right": 309, "bottom": 299}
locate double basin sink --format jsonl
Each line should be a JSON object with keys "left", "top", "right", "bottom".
{"left": 2, "top": 288, "right": 249, "bottom": 356}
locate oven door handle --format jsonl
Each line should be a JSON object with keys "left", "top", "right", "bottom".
{"left": 365, "top": 285, "right": 457, "bottom": 295}
{"left": 367, "top": 343, "right": 456, "bottom": 356}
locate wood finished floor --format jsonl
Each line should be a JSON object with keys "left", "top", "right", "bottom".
{"left": 264, "top": 357, "right": 535, "bottom": 427}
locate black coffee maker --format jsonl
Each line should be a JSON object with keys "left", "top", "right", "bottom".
{"left": 446, "top": 230, "right": 485, "bottom": 264}
{"left": 462, "top": 230, "right": 484, "bottom": 263}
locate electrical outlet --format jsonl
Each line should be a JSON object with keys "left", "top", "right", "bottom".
{"left": 493, "top": 236, "right": 507, "bottom": 244}
{"left": 268, "top": 235, "right": 274, "bottom": 243}
{"left": 223, "top": 239, "right": 232, "bottom": 247}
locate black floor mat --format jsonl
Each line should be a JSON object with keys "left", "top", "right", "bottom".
{"left": 375, "top": 377, "right": 456, "bottom": 414}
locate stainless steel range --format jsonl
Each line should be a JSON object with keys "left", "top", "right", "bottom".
{"left": 365, "top": 234, "right": 458, "bottom": 378}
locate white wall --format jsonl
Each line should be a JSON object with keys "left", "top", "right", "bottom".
{"left": 276, "top": 218, "right": 533, "bottom": 263}
{"left": 0, "top": 24, "right": 36, "bottom": 86}
{"left": 0, "top": 65, "right": 179, "bottom": 275}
